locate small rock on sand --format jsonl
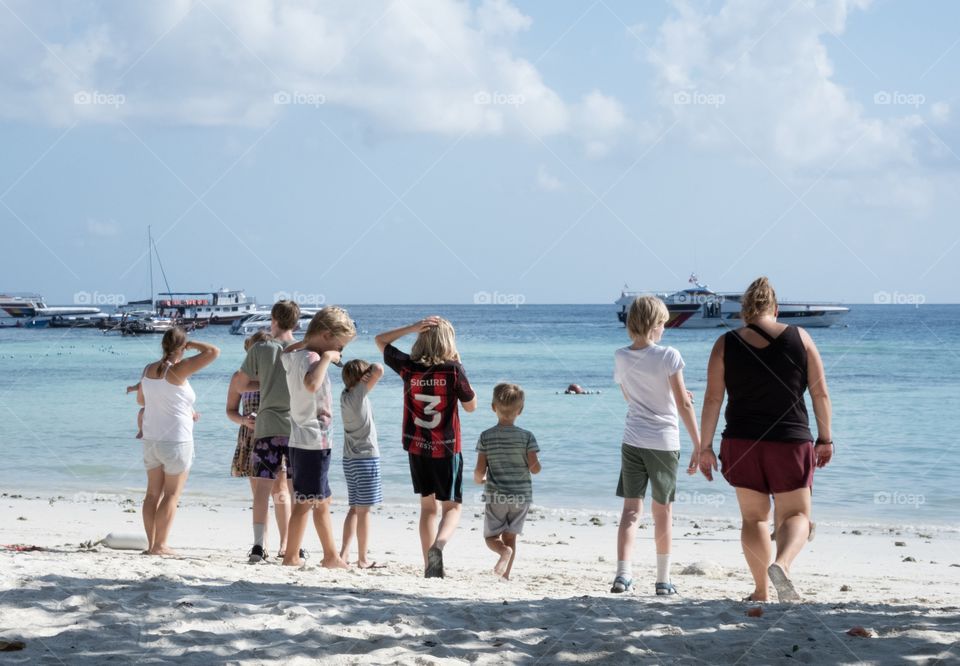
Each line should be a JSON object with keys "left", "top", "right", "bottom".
{"left": 840, "top": 584, "right": 851, "bottom": 592}
{"left": 680, "top": 561, "right": 724, "bottom": 577}
{"left": 895, "top": 541, "right": 906, "bottom": 547}
{"left": 903, "top": 557, "right": 917, "bottom": 563}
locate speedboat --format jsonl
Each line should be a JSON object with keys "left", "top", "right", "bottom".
{"left": 231, "top": 309, "right": 319, "bottom": 336}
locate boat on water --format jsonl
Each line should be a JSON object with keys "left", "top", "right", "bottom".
{"left": 230, "top": 308, "right": 319, "bottom": 336}
{"left": 0, "top": 293, "right": 102, "bottom": 328}
{"left": 155, "top": 289, "right": 258, "bottom": 324}
{"left": 615, "top": 275, "right": 850, "bottom": 328}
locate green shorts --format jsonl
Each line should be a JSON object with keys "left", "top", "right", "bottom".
{"left": 616, "top": 444, "right": 680, "bottom": 504}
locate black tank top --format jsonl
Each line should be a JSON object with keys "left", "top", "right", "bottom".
{"left": 722, "top": 324, "right": 813, "bottom": 443}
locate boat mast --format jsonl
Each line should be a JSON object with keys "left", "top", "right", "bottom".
{"left": 148, "top": 226, "right": 154, "bottom": 310}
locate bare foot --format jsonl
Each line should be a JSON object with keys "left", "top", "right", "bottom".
{"left": 743, "top": 591, "right": 769, "bottom": 602}
{"left": 282, "top": 558, "right": 302, "bottom": 567}
{"left": 321, "top": 556, "right": 350, "bottom": 569}
{"left": 357, "top": 560, "right": 385, "bottom": 569}
{"left": 149, "top": 545, "right": 178, "bottom": 556}
{"left": 136, "top": 431, "right": 143, "bottom": 440}
{"left": 493, "top": 547, "right": 513, "bottom": 577}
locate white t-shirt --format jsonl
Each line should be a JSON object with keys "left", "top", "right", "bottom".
{"left": 613, "top": 344, "right": 685, "bottom": 451}
{"left": 281, "top": 350, "right": 333, "bottom": 450}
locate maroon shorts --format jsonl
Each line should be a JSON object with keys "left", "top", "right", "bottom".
{"left": 719, "top": 438, "right": 815, "bottom": 495}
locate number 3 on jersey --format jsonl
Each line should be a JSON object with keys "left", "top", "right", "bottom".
{"left": 413, "top": 393, "right": 442, "bottom": 429}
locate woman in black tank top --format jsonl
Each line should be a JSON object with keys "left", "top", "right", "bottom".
{"left": 694, "top": 277, "right": 835, "bottom": 603}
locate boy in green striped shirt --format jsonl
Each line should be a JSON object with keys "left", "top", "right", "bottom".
{"left": 473, "top": 383, "right": 542, "bottom": 580}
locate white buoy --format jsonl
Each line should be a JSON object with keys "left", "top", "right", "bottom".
{"left": 101, "top": 532, "right": 149, "bottom": 550}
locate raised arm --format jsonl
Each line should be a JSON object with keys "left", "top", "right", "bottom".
{"left": 361, "top": 363, "right": 384, "bottom": 392}
{"left": 800, "top": 328, "right": 833, "bottom": 468}
{"left": 374, "top": 317, "right": 442, "bottom": 352}
{"left": 304, "top": 350, "right": 340, "bottom": 393}
{"left": 669, "top": 369, "right": 701, "bottom": 475}
{"left": 170, "top": 340, "right": 220, "bottom": 381}
{"left": 697, "top": 336, "right": 725, "bottom": 480}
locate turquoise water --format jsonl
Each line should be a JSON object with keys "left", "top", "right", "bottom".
{"left": 1, "top": 304, "right": 957, "bottom": 525}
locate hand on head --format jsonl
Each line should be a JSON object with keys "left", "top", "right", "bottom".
{"left": 418, "top": 316, "right": 443, "bottom": 331}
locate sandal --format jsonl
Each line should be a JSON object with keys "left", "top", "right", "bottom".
{"left": 655, "top": 582, "right": 678, "bottom": 596}
{"left": 610, "top": 575, "right": 633, "bottom": 593}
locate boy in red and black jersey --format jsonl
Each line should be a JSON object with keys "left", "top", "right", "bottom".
{"left": 376, "top": 317, "right": 477, "bottom": 578}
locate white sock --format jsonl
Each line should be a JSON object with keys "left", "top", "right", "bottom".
{"left": 656, "top": 554, "right": 671, "bottom": 584}
{"left": 253, "top": 523, "right": 265, "bottom": 548}
{"left": 616, "top": 560, "right": 631, "bottom": 579}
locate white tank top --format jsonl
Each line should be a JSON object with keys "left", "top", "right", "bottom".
{"left": 141, "top": 362, "right": 197, "bottom": 442}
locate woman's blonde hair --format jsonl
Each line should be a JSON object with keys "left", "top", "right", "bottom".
{"left": 411, "top": 318, "right": 458, "bottom": 366}
{"left": 741, "top": 276, "right": 778, "bottom": 322}
{"left": 305, "top": 306, "right": 356, "bottom": 342}
{"left": 626, "top": 296, "right": 669, "bottom": 341}
{"left": 160, "top": 326, "right": 187, "bottom": 364}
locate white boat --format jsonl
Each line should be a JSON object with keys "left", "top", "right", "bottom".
{"left": 155, "top": 288, "right": 258, "bottom": 324}
{"left": 0, "top": 293, "right": 101, "bottom": 327}
{"left": 616, "top": 275, "right": 850, "bottom": 329}
{"left": 231, "top": 308, "right": 319, "bottom": 336}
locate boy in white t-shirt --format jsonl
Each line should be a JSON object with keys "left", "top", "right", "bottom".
{"left": 611, "top": 296, "right": 701, "bottom": 596}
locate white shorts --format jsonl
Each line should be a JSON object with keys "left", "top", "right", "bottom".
{"left": 143, "top": 439, "right": 194, "bottom": 475}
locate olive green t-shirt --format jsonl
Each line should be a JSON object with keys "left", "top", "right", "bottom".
{"left": 240, "top": 339, "right": 292, "bottom": 440}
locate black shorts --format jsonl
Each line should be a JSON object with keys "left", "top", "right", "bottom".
{"left": 408, "top": 452, "right": 463, "bottom": 503}
{"left": 289, "top": 448, "right": 332, "bottom": 502}
{"left": 251, "top": 436, "right": 291, "bottom": 480}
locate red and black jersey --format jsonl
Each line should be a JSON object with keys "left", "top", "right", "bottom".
{"left": 383, "top": 344, "right": 475, "bottom": 458}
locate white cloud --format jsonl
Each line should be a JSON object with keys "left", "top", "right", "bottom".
{"left": 536, "top": 164, "right": 562, "bottom": 191}
{"left": 575, "top": 90, "right": 629, "bottom": 158}
{"left": 86, "top": 219, "right": 119, "bottom": 237}
{"left": 0, "top": 0, "right": 572, "bottom": 136}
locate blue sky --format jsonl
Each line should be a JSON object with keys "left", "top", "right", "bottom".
{"left": 1, "top": 0, "right": 958, "bottom": 305}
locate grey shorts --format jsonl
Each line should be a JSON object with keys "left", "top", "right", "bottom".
{"left": 616, "top": 444, "right": 680, "bottom": 504}
{"left": 484, "top": 502, "right": 530, "bottom": 538}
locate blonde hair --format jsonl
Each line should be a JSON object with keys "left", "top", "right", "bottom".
{"left": 626, "top": 296, "right": 669, "bottom": 341}
{"left": 271, "top": 300, "right": 301, "bottom": 332}
{"left": 305, "top": 306, "right": 356, "bottom": 342}
{"left": 411, "top": 318, "right": 458, "bottom": 366}
{"left": 160, "top": 326, "right": 187, "bottom": 364}
{"left": 244, "top": 330, "right": 272, "bottom": 351}
{"left": 741, "top": 276, "right": 778, "bottom": 322}
{"left": 492, "top": 382, "right": 524, "bottom": 415}
{"left": 341, "top": 359, "right": 371, "bottom": 390}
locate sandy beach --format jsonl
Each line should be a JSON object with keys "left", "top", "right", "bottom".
{"left": 2, "top": 492, "right": 958, "bottom": 664}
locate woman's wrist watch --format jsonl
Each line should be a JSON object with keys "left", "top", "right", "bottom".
{"left": 815, "top": 437, "right": 833, "bottom": 446}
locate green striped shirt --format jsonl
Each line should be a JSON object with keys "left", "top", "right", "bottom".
{"left": 476, "top": 425, "right": 539, "bottom": 503}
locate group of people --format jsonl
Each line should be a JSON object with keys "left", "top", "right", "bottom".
{"left": 132, "top": 275, "right": 833, "bottom": 601}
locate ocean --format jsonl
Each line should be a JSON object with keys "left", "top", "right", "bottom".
{"left": 1, "top": 304, "right": 957, "bottom": 526}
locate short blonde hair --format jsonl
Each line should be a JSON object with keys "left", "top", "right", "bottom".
{"left": 741, "top": 276, "right": 778, "bottom": 322}
{"left": 305, "top": 306, "right": 356, "bottom": 342}
{"left": 492, "top": 382, "right": 524, "bottom": 415}
{"left": 341, "top": 359, "right": 371, "bottom": 389}
{"left": 626, "top": 296, "right": 669, "bottom": 341}
{"left": 411, "top": 318, "right": 458, "bottom": 366}
{"left": 244, "top": 330, "right": 273, "bottom": 351}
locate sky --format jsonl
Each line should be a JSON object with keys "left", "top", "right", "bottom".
{"left": 1, "top": 0, "right": 958, "bottom": 306}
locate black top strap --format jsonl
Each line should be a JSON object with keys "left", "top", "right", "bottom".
{"left": 746, "top": 323, "right": 779, "bottom": 344}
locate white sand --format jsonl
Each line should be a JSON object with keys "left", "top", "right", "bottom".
{"left": 2, "top": 492, "right": 959, "bottom": 664}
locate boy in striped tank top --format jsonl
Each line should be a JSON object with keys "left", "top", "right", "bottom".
{"left": 473, "top": 383, "right": 542, "bottom": 580}
{"left": 339, "top": 359, "right": 385, "bottom": 568}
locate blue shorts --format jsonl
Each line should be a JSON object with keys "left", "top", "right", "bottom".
{"left": 289, "top": 448, "right": 332, "bottom": 502}
{"left": 343, "top": 457, "right": 383, "bottom": 506}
